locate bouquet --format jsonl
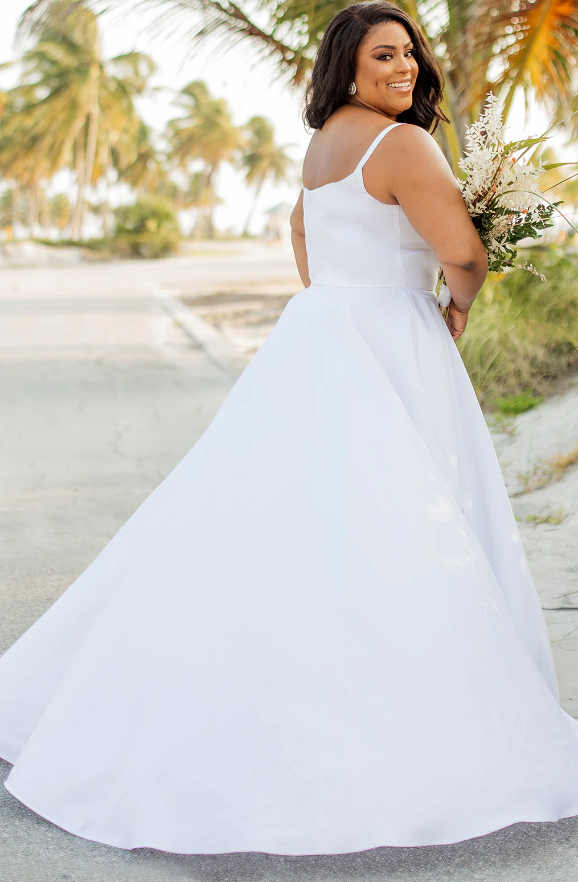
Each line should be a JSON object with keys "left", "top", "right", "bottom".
{"left": 438, "top": 93, "right": 575, "bottom": 316}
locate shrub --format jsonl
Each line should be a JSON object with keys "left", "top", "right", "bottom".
{"left": 33, "top": 237, "right": 113, "bottom": 251}
{"left": 114, "top": 196, "right": 180, "bottom": 258}
{"left": 458, "top": 247, "right": 578, "bottom": 405}
{"left": 494, "top": 393, "right": 543, "bottom": 415}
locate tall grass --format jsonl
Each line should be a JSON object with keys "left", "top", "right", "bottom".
{"left": 459, "top": 246, "right": 578, "bottom": 405}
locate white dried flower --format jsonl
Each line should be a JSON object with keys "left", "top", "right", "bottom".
{"left": 518, "top": 263, "right": 547, "bottom": 281}
{"left": 448, "top": 93, "right": 557, "bottom": 280}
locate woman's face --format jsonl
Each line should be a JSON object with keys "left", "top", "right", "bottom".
{"left": 351, "top": 21, "right": 419, "bottom": 118}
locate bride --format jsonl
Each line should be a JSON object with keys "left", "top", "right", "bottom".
{"left": 1, "top": 0, "right": 578, "bottom": 856}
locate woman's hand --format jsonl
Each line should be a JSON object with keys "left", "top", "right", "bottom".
{"left": 446, "top": 301, "right": 469, "bottom": 342}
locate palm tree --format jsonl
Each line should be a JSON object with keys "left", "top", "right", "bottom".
{"left": 48, "top": 192, "right": 72, "bottom": 236}
{"left": 34, "top": 0, "right": 578, "bottom": 170}
{"left": 167, "top": 80, "right": 241, "bottom": 238}
{"left": 6, "top": 1, "right": 153, "bottom": 239}
{"left": 0, "top": 87, "right": 55, "bottom": 232}
{"left": 417, "top": 0, "right": 578, "bottom": 165}
{"left": 180, "top": 170, "right": 223, "bottom": 236}
{"left": 0, "top": 187, "right": 23, "bottom": 238}
{"left": 115, "top": 122, "right": 168, "bottom": 196}
{"left": 239, "top": 116, "right": 293, "bottom": 235}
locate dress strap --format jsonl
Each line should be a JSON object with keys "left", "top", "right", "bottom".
{"left": 354, "top": 122, "right": 403, "bottom": 171}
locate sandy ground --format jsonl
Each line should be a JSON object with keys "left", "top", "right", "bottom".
{"left": 1, "top": 244, "right": 577, "bottom": 881}
{"left": 486, "top": 380, "right": 578, "bottom": 719}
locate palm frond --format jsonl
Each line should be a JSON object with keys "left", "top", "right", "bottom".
{"left": 18, "top": 0, "right": 95, "bottom": 46}
{"left": 492, "top": 0, "right": 578, "bottom": 117}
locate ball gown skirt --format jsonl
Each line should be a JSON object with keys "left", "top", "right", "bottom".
{"left": 1, "top": 122, "right": 578, "bottom": 854}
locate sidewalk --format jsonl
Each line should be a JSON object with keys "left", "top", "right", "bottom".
{"left": 0, "top": 250, "right": 577, "bottom": 882}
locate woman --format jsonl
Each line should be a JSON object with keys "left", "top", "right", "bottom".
{"left": 1, "top": 0, "right": 578, "bottom": 856}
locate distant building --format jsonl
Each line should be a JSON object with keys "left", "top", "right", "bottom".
{"left": 263, "top": 203, "right": 293, "bottom": 242}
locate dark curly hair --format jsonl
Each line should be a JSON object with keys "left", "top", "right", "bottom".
{"left": 303, "top": 1, "right": 448, "bottom": 133}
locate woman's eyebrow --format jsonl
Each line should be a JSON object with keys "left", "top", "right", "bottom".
{"left": 371, "top": 41, "right": 413, "bottom": 50}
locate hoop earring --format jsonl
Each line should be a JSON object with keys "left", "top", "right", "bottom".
{"left": 348, "top": 82, "right": 357, "bottom": 96}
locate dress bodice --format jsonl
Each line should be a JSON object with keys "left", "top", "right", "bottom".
{"left": 303, "top": 122, "right": 439, "bottom": 290}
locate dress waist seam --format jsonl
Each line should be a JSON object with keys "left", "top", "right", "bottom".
{"left": 308, "top": 283, "right": 437, "bottom": 294}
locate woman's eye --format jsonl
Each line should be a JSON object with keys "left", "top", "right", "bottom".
{"left": 377, "top": 49, "right": 413, "bottom": 61}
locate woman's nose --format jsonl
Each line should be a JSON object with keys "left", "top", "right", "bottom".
{"left": 395, "top": 55, "right": 412, "bottom": 73}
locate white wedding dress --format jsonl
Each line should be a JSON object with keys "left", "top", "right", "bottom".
{"left": 2, "top": 122, "right": 578, "bottom": 855}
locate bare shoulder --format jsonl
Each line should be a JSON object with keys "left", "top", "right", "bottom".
{"left": 381, "top": 123, "right": 446, "bottom": 166}
{"left": 301, "top": 128, "right": 323, "bottom": 179}
{"left": 360, "top": 122, "right": 455, "bottom": 203}
{"left": 303, "top": 108, "right": 393, "bottom": 175}
{"left": 371, "top": 124, "right": 456, "bottom": 196}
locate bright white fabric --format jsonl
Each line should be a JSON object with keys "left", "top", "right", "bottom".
{"left": 1, "top": 123, "right": 578, "bottom": 855}
{"left": 304, "top": 124, "right": 438, "bottom": 290}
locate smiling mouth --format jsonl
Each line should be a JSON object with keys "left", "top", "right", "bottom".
{"left": 387, "top": 80, "right": 412, "bottom": 92}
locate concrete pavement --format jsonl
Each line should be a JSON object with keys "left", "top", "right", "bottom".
{"left": 1, "top": 248, "right": 578, "bottom": 881}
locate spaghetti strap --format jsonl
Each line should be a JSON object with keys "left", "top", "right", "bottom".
{"left": 354, "top": 122, "right": 403, "bottom": 171}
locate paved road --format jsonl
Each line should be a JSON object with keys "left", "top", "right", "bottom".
{"left": 1, "top": 251, "right": 578, "bottom": 881}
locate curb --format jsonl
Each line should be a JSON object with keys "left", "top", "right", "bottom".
{"left": 151, "top": 286, "right": 249, "bottom": 381}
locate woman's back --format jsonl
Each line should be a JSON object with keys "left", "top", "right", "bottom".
{"left": 302, "top": 120, "right": 439, "bottom": 289}
{"left": 293, "top": 104, "right": 487, "bottom": 329}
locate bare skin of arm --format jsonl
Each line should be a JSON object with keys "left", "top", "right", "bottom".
{"left": 363, "top": 123, "right": 488, "bottom": 339}
{"left": 290, "top": 190, "right": 311, "bottom": 287}
{"left": 291, "top": 114, "right": 487, "bottom": 340}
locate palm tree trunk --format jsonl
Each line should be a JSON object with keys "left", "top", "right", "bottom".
{"left": 205, "top": 165, "right": 215, "bottom": 239}
{"left": 242, "top": 174, "right": 266, "bottom": 236}
{"left": 437, "top": 79, "right": 466, "bottom": 174}
{"left": 27, "top": 183, "right": 38, "bottom": 236}
{"left": 27, "top": 186, "right": 33, "bottom": 233}
{"left": 193, "top": 166, "right": 211, "bottom": 239}
{"left": 79, "top": 89, "right": 100, "bottom": 238}
{"left": 35, "top": 182, "right": 41, "bottom": 230}
{"left": 102, "top": 146, "right": 114, "bottom": 238}
{"left": 9, "top": 186, "right": 18, "bottom": 239}
{"left": 40, "top": 186, "right": 50, "bottom": 231}
{"left": 193, "top": 207, "right": 203, "bottom": 239}
{"left": 72, "top": 127, "right": 85, "bottom": 241}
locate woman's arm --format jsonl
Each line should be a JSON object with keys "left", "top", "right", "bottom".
{"left": 290, "top": 191, "right": 311, "bottom": 288}
{"left": 377, "top": 125, "right": 488, "bottom": 319}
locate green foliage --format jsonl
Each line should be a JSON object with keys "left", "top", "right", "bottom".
{"left": 458, "top": 247, "right": 578, "bottom": 404}
{"left": 472, "top": 202, "right": 558, "bottom": 273}
{"left": 0, "top": 1, "right": 154, "bottom": 239}
{"left": 47, "top": 192, "right": 72, "bottom": 230}
{"left": 167, "top": 80, "right": 241, "bottom": 238}
{"left": 503, "top": 136, "right": 548, "bottom": 155}
{"left": 33, "top": 236, "right": 112, "bottom": 251}
{"left": 239, "top": 115, "right": 293, "bottom": 235}
{"left": 524, "top": 509, "right": 566, "bottom": 525}
{"left": 114, "top": 196, "right": 180, "bottom": 258}
{"left": 0, "top": 187, "right": 18, "bottom": 227}
{"left": 494, "top": 392, "right": 543, "bottom": 415}
{"left": 42, "top": 0, "right": 578, "bottom": 170}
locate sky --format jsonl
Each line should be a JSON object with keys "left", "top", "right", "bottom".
{"left": 0, "top": 0, "right": 567, "bottom": 235}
